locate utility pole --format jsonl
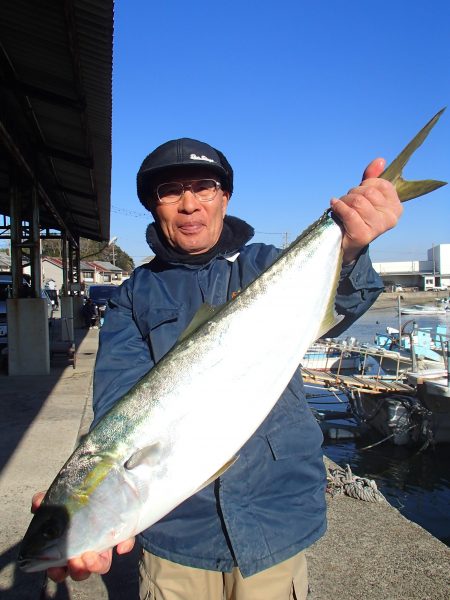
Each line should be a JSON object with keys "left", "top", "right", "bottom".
{"left": 109, "top": 236, "right": 118, "bottom": 266}
{"left": 432, "top": 243, "right": 436, "bottom": 285}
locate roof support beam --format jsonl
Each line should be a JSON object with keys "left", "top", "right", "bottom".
{"left": 0, "top": 117, "right": 78, "bottom": 247}
{"left": 57, "top": 185, "right": 96, "bottom": 200}
{"left": 3, "top": 79, "right": 86, "bottom": 111}
{"left": 41, "top": 145, "right": 93, "bottom": 169}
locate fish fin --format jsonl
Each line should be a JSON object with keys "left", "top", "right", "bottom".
{"left": 193, "top": 456, "right": 239, "bottom": 494}
{"left": 178, "top": 304, "right": 221, "bottom": 343}
{"left": 315, "top": 251, "right": 345, "bottom": 340}
{"left": 380, "top": 108, "right": 447, "bottom": 202}
{"left": 124, "top": 442, "right": 161, "bottom": 470}
{"left": 394, "top": 177, "right": 447, "bottom": 203}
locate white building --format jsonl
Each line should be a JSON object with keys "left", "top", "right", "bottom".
{"left": 372, "top": 244, "right": 450, "bottom": 291}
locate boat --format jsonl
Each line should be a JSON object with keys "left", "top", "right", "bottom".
{"left": 370, "top": 324, "right": 446, "bottom": 375}
{"left": 348, "top": 367, "right": 450, "bottom": 447}
{"left": 346, "top": 334, "right": 450, "bottom": 445}
{"left": 301, "top": 339, "right": 360, "bottom": 372}
{"left": 400, "top": 304, "right": 448, "bottom": 315}
{"left": 348, "top": 388, "right": 431, "bottom": 446}
{"left": 406, "top": 369, "right": 450, "bottom": 444}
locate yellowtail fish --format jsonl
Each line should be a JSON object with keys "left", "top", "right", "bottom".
{"left": 18, "top": 110, "right": 446, "bottom": 572}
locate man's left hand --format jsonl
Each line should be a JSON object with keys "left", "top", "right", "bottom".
{"left": 330, "top": 158, "right": 403, "bottom": 265}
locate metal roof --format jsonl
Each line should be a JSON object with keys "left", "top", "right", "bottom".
{"left": 0, "top": 0, "right": 113, "bottom": 243}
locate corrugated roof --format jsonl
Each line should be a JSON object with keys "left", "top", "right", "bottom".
{"left": 0, "top": 0, "right": 113, "bottom": 243}
{"left": 89, "top": 260, "right": 122, "bottom": 272}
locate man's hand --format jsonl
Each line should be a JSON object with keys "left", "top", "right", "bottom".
{"left": 330, "top": 158, "right": 403, "bottom": 265}
{"left": 31, "top": 492, "right": 135, "bottom": 583}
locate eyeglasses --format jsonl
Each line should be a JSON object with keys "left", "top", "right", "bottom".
{"left": 156, "top": 179, "right": 221, "bottom": 204}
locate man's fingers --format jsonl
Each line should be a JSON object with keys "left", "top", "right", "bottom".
{"left": 31, "top": 491, "right": 46, "bottom": 513}
{"left": 47, "top": 566, "right": 70, "bottom": 583}
{"left": 361, "top": 157, "right": 386, "bottom": 181}
{"left": 79, "top": 550, "right": 113, "bottom": 575}
{"left": 117, "top": 537, "right": 135, "bottom": 555}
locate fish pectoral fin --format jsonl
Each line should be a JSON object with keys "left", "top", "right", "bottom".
{"left": 193, "top": 455, "right": 239, "bottom": 494}
{"left": 178, "top": 304, "right": 221, "bottom": 343}
{"left": 124, "top": 442, "right": 161, "bottom": 470}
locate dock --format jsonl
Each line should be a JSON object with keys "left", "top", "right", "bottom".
{"left": 301, "top": 366, "right": 416, "bottom": 395}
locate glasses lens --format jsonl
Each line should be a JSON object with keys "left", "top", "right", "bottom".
{"left": 157, "top": 180, "right": 219, "bottom": 203}
{"left": 157, "top": 182, "right": 184, "bottom": 203}
{"left": 191, "top": 180, "right": 218, "bottom": 200}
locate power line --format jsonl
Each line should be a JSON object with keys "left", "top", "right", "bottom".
{"left": 111, "top": 205, "right": 148, "bottom": 218}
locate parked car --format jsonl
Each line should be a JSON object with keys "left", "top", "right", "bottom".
{"left": 86, "top": 284, "right": 119, "bottom": 323}
{"left": 429, "top": 285, "right": 448, "bottom": 292}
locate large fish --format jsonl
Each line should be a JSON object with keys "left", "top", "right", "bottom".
{"left": 18, "top": 110, "right": 446, "bottom": 572}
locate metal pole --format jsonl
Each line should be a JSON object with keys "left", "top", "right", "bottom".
{"left": 9, "top": 179, "right": 21, "bottom": 298}
{"left": 445, "top": 341, "right": 450, "bottom": 390}
{"left": 432, "top": 243, "right": 436, "bottom": 285}
{"left": 61, "top": 233, "right": 68, "bottom": 296}
{"left": 411, "top": 321, "right": 418, "bottom": 372}
{"left": 31, "top": 183, "right": 42, "bottom": 296}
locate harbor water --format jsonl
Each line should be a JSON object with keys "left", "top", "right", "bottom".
{"left": 308, "top": 305, "right": 450, "bottom": 546}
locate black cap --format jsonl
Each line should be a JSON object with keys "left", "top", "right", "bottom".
{"left": 137, "top": 138, "right": 234, "bottom": 208}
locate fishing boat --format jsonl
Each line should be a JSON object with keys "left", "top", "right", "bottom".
{"left": 369, "top": 323, "right": 446, "bottom": 375}
{"left": 406, "top": 369, "right": 450, "bottom": 444}
{"left": 400, "top": 304, "right": 448, "bottom": 315}
{"left": 346, "top": 334, "right": 450, "bottom": 445}
{"left": 349, "top": 367, "right": 450, "bottom": 446}
{"left": 301, "top": 339, "right": 360, "bottom": 372}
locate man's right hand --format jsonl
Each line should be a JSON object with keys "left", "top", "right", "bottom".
{"left": 31, "top": 492, "right": 136, "bottom": 582}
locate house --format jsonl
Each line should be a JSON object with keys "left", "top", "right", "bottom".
{"left": 41, "top": 257, "right": 127, "bottom": 291}
{"left": 372, "top": 243, "right": 450, "bottom": 291}
{"left": 86, "top": 261, "right": 127, "bottom": 285}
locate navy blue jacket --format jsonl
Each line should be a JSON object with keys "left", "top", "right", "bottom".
{"left": 93, "top": 241, "right": 383, "bottom": 577}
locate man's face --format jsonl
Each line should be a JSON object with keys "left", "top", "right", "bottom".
{"left": 151, "top": 167, "right": 230, "bottom": 255}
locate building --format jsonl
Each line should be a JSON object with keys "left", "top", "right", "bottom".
{"left": 372, "top": 244, "right": 450, "bottom": 291}
{"left": 41, "top": 257, "right": 127, "bottom": 292}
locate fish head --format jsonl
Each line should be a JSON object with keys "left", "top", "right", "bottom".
{"left": 18, "top": 503, "right": 70, "bottom": 573}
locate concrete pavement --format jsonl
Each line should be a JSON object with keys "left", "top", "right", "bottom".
{"left": 0, "top": 325, "right": 139, "bottom": 599}
{"left": 0, "top": 323, "right": 448, "bottom": 599}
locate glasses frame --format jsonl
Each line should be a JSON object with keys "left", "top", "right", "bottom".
{"left": 156, "top": 179, "right": 222, "bottom": 205}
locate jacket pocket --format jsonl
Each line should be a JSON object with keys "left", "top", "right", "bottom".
{"left": 266, "top": 421, "right": 323, "bottom": 460}
{"left": 145, "top": 306, "right": 182, "bottom": 364}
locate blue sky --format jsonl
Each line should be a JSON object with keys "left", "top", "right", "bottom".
{"left": 111, "top": 0, "right": 450, "bottom": 266}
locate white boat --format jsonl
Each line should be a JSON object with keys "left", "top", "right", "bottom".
{"left": 400, "top": 304, "right": 448, "bottom": 315}
{"left": 301, "top": 340, "right": 360, "bottom": 372}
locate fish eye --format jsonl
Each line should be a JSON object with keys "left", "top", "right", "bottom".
{"left": 42, "top": 518, "right": 62, "bottom": 540}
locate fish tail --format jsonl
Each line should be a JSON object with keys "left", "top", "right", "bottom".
{"left": 380, "top": 108, "right": 447, "bottom": 202}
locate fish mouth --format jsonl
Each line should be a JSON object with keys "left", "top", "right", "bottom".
{"left": 18, "top": 545, "right": 64, "bottom": 573}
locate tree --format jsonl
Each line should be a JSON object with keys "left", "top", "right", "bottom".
{"left": 41, "top": 238, "right": 134, "bottom": 272}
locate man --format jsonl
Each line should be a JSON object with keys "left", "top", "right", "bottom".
{"left": 81, "top": 298, "right": 99, "bottom": 329}
{"left": 33, "top": 138, "right": 402, "bottom": 598}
